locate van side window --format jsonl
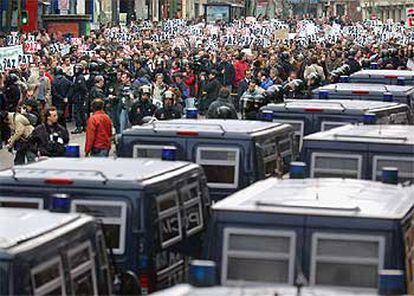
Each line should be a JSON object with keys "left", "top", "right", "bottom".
{"left": 157, "top": 191, "right": 182, "bottom": 248}
{"left": 0, "top": 197, "right": 43, "bottom": 209}
{"left": 71, "top": 200, "right": 127, "bottom": 255}
{"left": 222, "top": 228, "right": 296, "bottom": 285}
{"left": 321, "top": 121, "right": 348, "bottom": 131}
{"left": 274, "top": 119, "right": 304, "bottom": 150}
{"left": 261, "top": 140, "right": 279, "bottom": 177}
{"left": 179, "top": 177, "right": 204, "bottom": 236}
{"left": 196, "top": 147, "right": 240, "bottom": 189}
{"left": 68, "top": 241, "right": 98, "bottom": 295}
{"left": 311, "top": 152, "right": 362, "bottom": 179}
{"left": 31, "top": 257, "right": 65, "bottom": 296}
{"left": 373, "top": 156, "right": 414, "bottom": 182}
{"left": 133, "top": 144, "right": 175, "bottom": 158}
{"left": 310, "top": 233, "right": 385, "bottom": 288}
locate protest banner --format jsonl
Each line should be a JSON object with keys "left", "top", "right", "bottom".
{"left": 0, "top": 45, "right": 24, "bottom": 71}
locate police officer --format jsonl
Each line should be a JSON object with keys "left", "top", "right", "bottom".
{"left": 51, "top": 66, "right": 72, "bottom": 116}
{"left": 128, "top": 85, "right": 156, "bottom": 125}
{"left": 69, "top": 64, "right": 88, "bottom": 134}
{"left": 154, "top": 90, "right": 182, "bottom": 120}
{"left": 86, "top": 62, "right": 100, "bottom": 118}
{"left": 90, "top": 75, "right": 106, "bottom": 102}
{"left": 207, "top": 88, "right": 238, "bottom": 119}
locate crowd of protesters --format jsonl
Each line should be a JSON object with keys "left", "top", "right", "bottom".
{"left": 0, "top": 15, "right": 413, "bottom": 164}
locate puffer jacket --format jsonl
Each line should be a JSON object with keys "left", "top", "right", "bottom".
{"left": 7, "top": 112, "right": 34, "bottom": 146}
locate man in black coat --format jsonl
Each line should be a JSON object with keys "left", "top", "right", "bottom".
{"left": 69, "top": 64, "right": 88, "bottom": 134}
{"left": 201, "top": 70, "right": 222, "bottom": 113}
{"left": 31, "top": 107, "right": 69, "bottom": 157}
{"left": 236, "top": 69, "right": 252, "bottom": 112}
{"left": 4, "top": 73, "right": 21, "bottom": 112}
{"left": 52, "top": 66, "right": 72, "bottom": 115}
{"left": 216, "top": 52, "right": 235, "bottom": 90}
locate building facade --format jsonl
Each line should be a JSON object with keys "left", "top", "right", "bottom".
{"left": 361, "top": 0, "right": 412, "bottom": 23}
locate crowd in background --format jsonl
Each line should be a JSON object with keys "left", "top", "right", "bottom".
{"left": 0, "top": 15, "right": 413, "bottom": 164}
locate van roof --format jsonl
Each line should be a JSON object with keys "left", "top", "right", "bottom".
{"left": 0, "top": 209, "right": 88, "bottom": 250}
{"left": 0, "top": 158, "right": 198, "bottom": 186}
{"left": 350, "top": 69, "right": 414, "bottom": 79}
{"left": 151, "top": 284, "right": 377, "bottom": 296}
{"left": 212, "top": 178, "right": 414, "bottom": 219}
{"left": 262, "top": 99, "right": 405, "bottom": 114}
{"left": 313, "top": 83, "right": 414, "bottom": 96}
{"left": 123, "top": 119, "right": 292, "bottom": 139}
{"left": 303, "top": 124, "right": 414, "bottom": 145}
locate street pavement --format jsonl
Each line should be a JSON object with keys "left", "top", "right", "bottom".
{"left": 0, "top": 122, "right": 87, "bottom": 171}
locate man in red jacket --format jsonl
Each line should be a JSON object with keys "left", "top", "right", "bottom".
{"left": 85, "top": 99, "right": 112, "bottom": 157}
{"left": 233, "top": 53, "right": 250, "bottom": 88}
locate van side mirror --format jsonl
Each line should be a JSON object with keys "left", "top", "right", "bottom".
{"left": 116, "top": 270, "right": 140, "bottom": 295}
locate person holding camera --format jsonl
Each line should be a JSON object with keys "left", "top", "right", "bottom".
{"left": 31, "top": 107, "right": 69, "bottom": 157}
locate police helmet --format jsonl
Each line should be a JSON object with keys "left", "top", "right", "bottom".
{"left": 89, "top": 62, "right": 99, "bottom": 72}
{"left": 163, "top": 90, "right": 175, "bottom": 101}
{"left": 8, "top": 73, "right": 19, "bottom": 84}
{"left": 140, "top": 84, "right": 151, "bottom": 94}
{"left": 74, "top": 64, "right": 84, "bottom": 74}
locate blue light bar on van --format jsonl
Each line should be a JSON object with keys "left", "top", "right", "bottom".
{"left": 138, "top": 256, "right": 149, "bottom": 269}
{"left": 370, "top": 62, "right": 379, "bottom": 69}
{"left": 383, "top": 92, "right": 393, "bottom": 102}
{"left": 290, "top": 162, "right": 306, "bottom": 179}
{"left": 378, "top": 270, "right": 405, "bottom": 295}
{"left": 49, "top": 193, "right": 71, "bottom": 213}
{"left": 261, "top": 110, "right": 273, "bottom": 121}
{"left": 397, "top": 77, "right": 405, "bottom": 86}
{"left": 162, "top": 146, "right": 177, "bottom": 161}
{"left": 65, "top": 144, "right": 80, "bottom": 158}
{"left": 318, "top": 90, "right": 329, "bottom": 99}
{"left": 189, "top": 260, "right": 216, "bottom": 287}
{"left": 363, "top": 113, "right": 376, "bottom": 124}
{"left": 382, "top": 167, "right": 398, "bottom": 185}
{"left": 186, "top": 108, "right": 198, "bottom": 119}
{"left": 339, "top": 75, "right": 349, "bottom": 83}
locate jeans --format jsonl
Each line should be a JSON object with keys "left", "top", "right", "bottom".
{"left": 119, "top": 108, "right": 130, "bottom": 133}
{"left": 91, "top": 148, "right": 110, "bottom": 157}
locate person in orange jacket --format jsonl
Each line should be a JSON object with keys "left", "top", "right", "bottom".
{"left": 85, "top": 99, "right": 112, "bottom": 157}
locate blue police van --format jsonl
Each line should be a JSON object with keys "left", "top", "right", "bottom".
{"left": 0, "top": 209, "right": 113, "bottom": 295}
{"left": 0, "top": 157, "right": 210, "bottom": 294}
{"left": 259, "top": 99, "right": 412, "bottom": 151}
{"left": 350, "top": 69, "right": 414, "bottom": 85}
{"left": 301, "top": 125, "right": 414, "bottom": 182}
{"left": 117, "top": 119, "right": 296, "bottom": 201}
{"left": 312, "top": 83, "right": 414, "bottom": 109}
{"left": 204, "top": 177, "right": 413, "bottom": 293}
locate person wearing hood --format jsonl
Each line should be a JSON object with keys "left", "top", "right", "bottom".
{"left": 207, "top": 88, "right": 238, "bottom": 119}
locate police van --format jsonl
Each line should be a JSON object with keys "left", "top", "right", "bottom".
{"left": 350, "top": 69, "right": 414, "bottom": 85}
{"left": 204, "top": 177, "right": 413, "bottom": 293}
{"left": 0, "top": 157, "right": 210, "bottom": 294}
{"left": 301, "top": 125, "right": 414, "bottom": 182}
{"left": 259, "top": 99, "right": 412, "bottom": 150}
{"left": 312, "top": 83, "right": 414, "bottom": 109}
{"left": 0, "top": 209, "right": 114, "bottom": 295}
{"left": 117, "top": 119, "right": 296, "bottom": 201}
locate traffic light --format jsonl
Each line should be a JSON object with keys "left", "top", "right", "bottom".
{"left": 21, "top": 10, "right": 29, "bottom": 25}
